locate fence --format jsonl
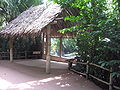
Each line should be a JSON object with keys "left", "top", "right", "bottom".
{"left": 0, "top": 51, "right": 41, "bottom": 60}
{"left": 68, "top": 59, "right": 120, "bottom": 90}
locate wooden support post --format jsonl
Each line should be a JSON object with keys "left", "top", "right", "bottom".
{"left": 25, "top": 51, "right": 27, "bottom": 59}
{"left": 46, "top": 25, "right": 51, "bottom": 74}
{"left": 68, "top": 60, "right": 73, "bottom": 70}
{"left": 45, "top": 33, "right": 47, "bottom": 59}
{"left": 59, "top": 37, "right": 62, "bottom": 57}
{"left": 9, "top": 37, "right": 13, "bottom": 62}
{"left": 86, "top": 61, "right": 89, "bottom": 79}
{"left": 109, "top": 67, "right": 113, "bottom": 90}
{"left": 42, "top": 33, "right": 45, "bottom": 59}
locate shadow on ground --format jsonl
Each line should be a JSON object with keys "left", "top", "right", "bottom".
{"left": 0, "top": 59, "right": 101, "bottom": 90}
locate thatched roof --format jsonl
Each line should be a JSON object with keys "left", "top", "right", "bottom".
{"left": 0, "top": 4, "right": 79, "bottom": 38}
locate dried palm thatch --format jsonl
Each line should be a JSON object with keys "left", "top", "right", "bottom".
{"left": 0, "top": 4, "right": 79, "bottom": 38}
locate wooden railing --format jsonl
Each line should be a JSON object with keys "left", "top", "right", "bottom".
{"left": 67, "top": 59, "right": 120, "bottom": 90}
{"left": 0, "top": 51, "right": 41, "bottom": 60}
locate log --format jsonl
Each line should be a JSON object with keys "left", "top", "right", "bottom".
{"left": 9, "top": 37, "right": 13, "bottom": 62}
{"left": 109, "top": 67, "right": 113, "bottom": 90}
{"left": 41, "top": 32, "right": 45, "bottom": 59}
{"left": 46, "top": 25, "right": 51, "bottom": 74}
{"left": 86, "top": 61, "right": 89, "bottom": 79}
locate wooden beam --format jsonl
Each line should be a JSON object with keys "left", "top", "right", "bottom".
{"left": 46, "top": 25, "right": 51, "bottom": 74}
{"left": 9, "top": 37, "right": 13, "bottom": 62}
{"left": 55, "top": 17, "right": 64, "bottom": 20}
{"left": 51, "top": 21, "right": 57, "bottom": 24}
{"left": 50, "top": 17, "right": 63, "bottom": 25}
{"left": 59, "top": 37, "right": 62, "bottom": 57}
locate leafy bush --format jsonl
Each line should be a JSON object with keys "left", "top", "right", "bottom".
{"left": 54, "top": 0, "right": 120, "bottom": 89}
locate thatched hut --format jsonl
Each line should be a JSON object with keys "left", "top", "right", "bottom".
{"left": 0, "top": 4, "right": 79, "bottom": 73}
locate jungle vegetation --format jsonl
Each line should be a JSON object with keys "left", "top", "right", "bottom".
{"left": 53, "top": 0, "right": 120, "bottom": 89}
{"left": 0, "top": 0, "right": 120, "bottom": 89}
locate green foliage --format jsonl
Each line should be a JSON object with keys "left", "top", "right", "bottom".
{"left": 54, "top": 0, "right": 120, "bottom": 62}
{"left": 62, "top": 38, "right": 77, "bottom": 54}
{"left": 54, "top": 0, "right": 120, "bottom": 88}
{"left": 51, "top": 38, "right": 76, "bottom": 56}
{"left": 0, "top": 0, "right": 43, "bottom": 59}
{"left": 0, "top": 0, "right": 43, "bottom": 28}
{"left": 51, "top": 38, "right": 60, "bottom": 55}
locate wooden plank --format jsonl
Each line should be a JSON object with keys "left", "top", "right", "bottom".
{"left": 72, "top": 61, "right": 87, "bottom": 65}
{"left": 89, "top": 74, "right": 109, "bottom": 85}
{"left": 51, "top": 56, "right": 67, "bottom": 62}
{"left": 70, "top": 68, "right": 87, "bottom": 76}
{"left": 0, "top": 52, "right": 9, "bottom": 54}
{"left": 89, "top": 63, "right": 110, "bottom": 72}
{"left": 67, "top": 59, "right": 87, "bottom": 65}
{"left": 33, "top": 51, "right": 41, "bottom": 54}
{"left": 113, "top": 85, "right": 120, "bottom": 90}
{"left": 1, "top": 56, "right": 9, "bottom": 58}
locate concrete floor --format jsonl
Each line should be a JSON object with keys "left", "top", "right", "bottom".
{"left": 0, "top": 59, "right": 102, "bottom": 90}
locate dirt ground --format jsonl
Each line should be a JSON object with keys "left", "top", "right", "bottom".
{"left": 0, "top": 59, "right": 102, "bottom": 90}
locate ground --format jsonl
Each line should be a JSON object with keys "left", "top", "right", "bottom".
{"left": 0, "top": 59, "right": 102, "bottom": 90}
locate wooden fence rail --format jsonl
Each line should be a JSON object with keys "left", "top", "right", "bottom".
{"left": 0, "top": 51, "right": 41, "bottom": 60}
{"left": 67, "top": 59, "right": 120, "bottom": 90}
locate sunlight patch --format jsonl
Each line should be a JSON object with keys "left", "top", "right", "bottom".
{"left": 0, "top": 78, "right": 13, "bottom": 89}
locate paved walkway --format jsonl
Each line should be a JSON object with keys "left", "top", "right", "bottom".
{"left": 0, "top": 59, "right": 102, "bottom": 90}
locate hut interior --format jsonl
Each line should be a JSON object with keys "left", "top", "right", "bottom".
{"left": 0, "top": 4, "right": 80, "bottom": 73}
